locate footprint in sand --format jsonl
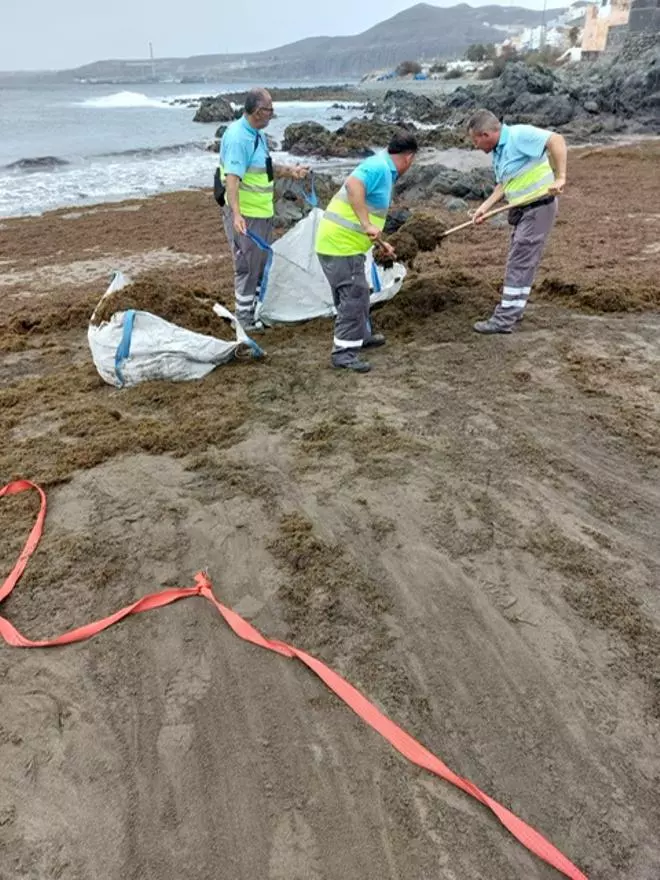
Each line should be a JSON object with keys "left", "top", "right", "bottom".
{"left": 268, "top": 811, "right": 322, "bottom": 880}
{"left": 156, "top": 655, "right": 212, "bottom": 755}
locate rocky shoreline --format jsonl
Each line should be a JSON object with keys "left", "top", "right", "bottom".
{"left": 425, "top": 36, "right": 660, "bottom": 140}
{"left": 192, "top": 34, "right": 659, "bottom": 230}
{"left": 280, "top": 34, "right": 658, "bottom": 154}
{"left": 195, "top": 35, "right": 658, "bottom": 142}
{"left": 185, "top": 86, "right": 364, "bottom": 122}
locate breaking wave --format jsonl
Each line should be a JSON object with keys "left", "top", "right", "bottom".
{"left": 97, "top": 142, "right": 207, "bottom": 159}
{"left": 3, "top": 156, "right": 70, "bottom": 172}
{"left": 80, "top": 91, "right": 174, "bottom": 109}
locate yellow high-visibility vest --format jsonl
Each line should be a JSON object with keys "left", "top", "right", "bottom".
{"left": 503, "top": 155, "right": 555, "bottom": 205}
{"left": 219, "top": 130, "right": 274, "bottom": 219}
{"left": 315, "top": 185, "right": 387, "bottom": 256}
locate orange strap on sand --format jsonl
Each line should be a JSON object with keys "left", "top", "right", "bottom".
{"left": 0, "top": 480, "right": 587, "bottom": 880}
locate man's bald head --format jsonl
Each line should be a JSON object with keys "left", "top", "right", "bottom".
{"left": 244, "top": 88, "right": 274, "bottom": 129}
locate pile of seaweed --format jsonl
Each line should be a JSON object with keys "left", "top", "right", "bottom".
{"left": 91, "top": 279, "right": 231, "bottom": 335}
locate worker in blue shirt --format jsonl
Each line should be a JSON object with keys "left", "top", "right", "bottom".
{"left": 467, "top": 109, "right": 568, "bottom": 333}
{"left": 219, "top": 88, "right": 308, "bottom": 331}
{"left": 315, "top": 133, "right": 418, "bottom": 372}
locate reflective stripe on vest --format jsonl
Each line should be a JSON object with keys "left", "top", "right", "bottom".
{"left": 219, "top": 163, "right": 274, "bottom": 219}
{"left": 503, "top": 156, "right": 555, "bottom": 206}
{"left": 315, "top": 185, "right": 387, "bottom": 256}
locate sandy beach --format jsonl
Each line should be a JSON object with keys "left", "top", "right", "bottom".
{"left": 1, "top": 141, "right": 659, "bottom": 880}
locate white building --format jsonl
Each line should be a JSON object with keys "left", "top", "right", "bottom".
{"left": 514, "top": 24, "right": 570, "bottom": 51}
{"left": 549, "top": 1, "right": 591, "bottom": 27}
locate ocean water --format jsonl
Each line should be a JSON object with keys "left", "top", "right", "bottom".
{"left": 0, "top": 79, "right": 484, "bottom": 219}
{"left": 0, "top": 81, "right": 364, "bottom": 218}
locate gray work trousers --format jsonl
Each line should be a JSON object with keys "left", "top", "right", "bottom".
{"left": 318, "top": 253, "right": 372, "bottom": 366}
{"left": 222, "top": 206, "right": 273, "bottom": 323}
{"left": 491, "top": 198, "right": 558, "bottom": 329}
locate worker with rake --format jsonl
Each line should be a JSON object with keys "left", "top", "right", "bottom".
{"left": 468, "top": 109, "right": 567, "bottom": 334}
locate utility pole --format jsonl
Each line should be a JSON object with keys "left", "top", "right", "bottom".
{"left": 540, "top": 0, "right": 548, "bottom": 49}
{"left": 149, "top": 42, "right": 156, "bottom": 80}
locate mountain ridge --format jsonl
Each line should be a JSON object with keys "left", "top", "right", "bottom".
{"left": 42, "top": 3, "right": 567, "bottom": 83}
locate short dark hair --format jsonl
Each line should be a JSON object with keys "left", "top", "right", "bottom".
{"left": 387, "top": 132, "right": 419, "bottom": 155}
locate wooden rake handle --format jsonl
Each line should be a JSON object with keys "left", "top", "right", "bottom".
{"left": 442, "top": 193, "right": 558, "bottom": 238}
{"left": 442, "top": 202, "right": 513, "bottom": 237}
{"left": 374, "top": 196, "right": 548, "bottom": 261}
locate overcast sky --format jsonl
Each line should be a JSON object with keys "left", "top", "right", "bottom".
{"left": 1, "top": 0, "right": 557, "bottom": 71}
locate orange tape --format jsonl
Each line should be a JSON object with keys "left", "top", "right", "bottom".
{"left": 1, "top": 480, "right": 587, "bottom": 879}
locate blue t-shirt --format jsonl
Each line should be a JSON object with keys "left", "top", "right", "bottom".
{"left": 219, "top": 116, "right": 269, "bottom": 177}
{"left": 492, "top": 123, "right": 552, "bottom": 184}
{"left": 349, "top": 151, "right": 398, "bottom": 208}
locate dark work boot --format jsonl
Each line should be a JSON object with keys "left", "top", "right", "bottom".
{"left": 332, "top": 358, "right": 372, "bottom": 373}
{"left": 362, "top": 333, "right": 386, "bottom": 349}
{"left": 473, "top": 318, "right": 513, "bottom": 334}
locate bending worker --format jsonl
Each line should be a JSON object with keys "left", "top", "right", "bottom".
{"left": 468, "top": 109, "right": 567, "bottom": 334}
{"left": 315, "top": 133, "right": 418, "bottom": 372}
{"left": 219, "top": 88, "right": 308, "bottom": 331}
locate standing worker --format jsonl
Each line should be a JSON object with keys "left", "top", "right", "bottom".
{"left": 315, "top": 133, "right": 418, "bottom": 373}
{"left": 218, "top": 88, "right": 308, "bottom": 331}
{"left": 467, "top": 109, "right": 567, "bottom": 334}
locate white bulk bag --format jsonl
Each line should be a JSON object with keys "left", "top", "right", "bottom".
{"left": 87, "top": 271, "right": 260, "bottom": 388}
{"left": 254, "top": 208, "right": 407, "bottom": 326}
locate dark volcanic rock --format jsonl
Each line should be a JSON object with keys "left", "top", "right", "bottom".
{"left": 439, "top": 63, "right": 576, "bottom": 126}
{"left": 282, "top": 122, "right": 333, "bottom": 155}
{"left": 396, "top": 163, "right": 495, "bottom": 201}
{"left": 6, "top": 156, "right": 70, "bottom": 171}
{"left": 284, "top": 113, "right": 468, "bottom": 158}
{"left": 445, "top": 197, "right": 469, "bottom": 212}
{"left": 282, "top": 117, "right": 415, "bottom": 158}
{"left": 383, "top": 208, "right": 412, "bottom": 234}
{"left": 508, "top": 92, "right": 577, "bottom": 127}
{"left": 335, "top": 117, "right": 414, "bottom": 150}
{"left": 282, "top": 115, "right": 470, "bottom": 158}
{"left": 567, "top": 35, "right": 660, "bottom": 122}
{"left": 413, "top": 37, "right": 659, "bottom": 137}
{"left": 368, "top": 64, "right": 580, "bottom": 132}
{"left": 379, "top": 89, "right": 447, "bottom": 124}
{"left": 416, "top": 127, "right": 470, "bottom": 148}
{"left": 193, "top": 95, "right": 238, "bottom": 123}
{"left": 492, "top": 63, "right": 557, "bottom": 103}
{"left": 272, "top": 172, "right": 338, "bottom": 229}
{"left": 221, "top": 86, "right": 360, "bottom": 106}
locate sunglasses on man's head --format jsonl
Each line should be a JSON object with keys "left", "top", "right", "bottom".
{"left": 259, "top": 105, "right": 274, "bottom": 113}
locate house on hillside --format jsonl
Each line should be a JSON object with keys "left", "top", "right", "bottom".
{"left": 514, "top": 25, "right": 570, "bottom": 50}
{"left": 445, "top": 59, "right": 479, "bottom": 73}
{"left": 550, "top": 1, "right": 592, "bottom": 27}
{"left": 498, "top": 2, "right": 588, "bottom": 56}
